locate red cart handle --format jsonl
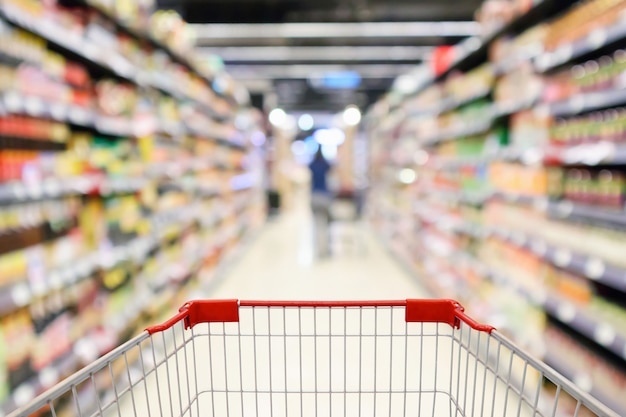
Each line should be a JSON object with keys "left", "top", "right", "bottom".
{"left": 146, "top": 299, "right": 495, "bottom": 334}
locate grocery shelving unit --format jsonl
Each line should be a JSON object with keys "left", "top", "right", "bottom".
{"left": 368, "top": 1, "right": 626, "bottom": 415}
{"left": 0, "top": 1, "right": 266, "bottom": 414}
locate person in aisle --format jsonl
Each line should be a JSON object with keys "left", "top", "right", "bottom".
{"left": 308, "top": 147, "right": 333, "bottom": 258}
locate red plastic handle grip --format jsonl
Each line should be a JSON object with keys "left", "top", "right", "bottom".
{"left": 405, "top": 299, "right": 494, "bottom": 332}
{"left": 146, "top": 299, "right": 495, "bottom": 334}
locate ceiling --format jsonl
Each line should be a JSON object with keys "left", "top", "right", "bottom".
{"left": 158, "top": 0, "right": 482, "bottom": 113}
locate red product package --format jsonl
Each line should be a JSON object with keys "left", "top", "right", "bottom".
{"left": 64, "top": 61, "right": 91, "bottom": 88}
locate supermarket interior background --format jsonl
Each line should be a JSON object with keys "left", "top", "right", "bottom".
{"left": 1, "top": 0, "right": 626, "bottom": 416}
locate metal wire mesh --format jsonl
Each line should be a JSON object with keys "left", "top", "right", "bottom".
{"left": 7, "top": 303, "right": 619, "bottom": 417}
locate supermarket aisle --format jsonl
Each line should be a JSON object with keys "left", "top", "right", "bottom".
{"left": 207, "top": 201, "right": 429, "bottom": 301}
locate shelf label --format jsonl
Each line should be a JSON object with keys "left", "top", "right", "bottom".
{"left": 50, "top": 102, "right": 66, "bottom": 120}
{"left": 554, "top": 248, "right": 572, "bottom": 267}
{"left": 573, "top": 374, "right": 593, "bottom": 393}
{"left": 41, "top": 179, "right": 58, "bottom": 198}
{"left": 24, "top": 96, "right": 44, "bottom": 116}
{"left": 556, "top": 302, "right": 576, "bottom": 323}
{"left": 584, "top": 258, "right": 605, "bottom": 280}
{"left": 48, "top": 271, "right": 62, "bottom": 289}
{"left": 512, "top": 232, "right": 527, "bottom": 247}
{"left": 60, "top": 268, "right": 73, "bottom": 284}
{"left": 531, "top": 289, "right": 547, "bottom": 305}
{"left": 594, "top": 323, "right": 616, "bottom": 347}
{"left": 39, "top": 367, "right": 59, "bottom": 388}
{"left": 69, "top": 107, "right": 89, "bottom": 125}
{"left": 568, "top": 95, "right": 585, "bottom": 114}
{"left": 558, "top": 44, "right": 574, "bottom": 65}
{"left": 13, "top": 383, "right": 36, "bottom": 407}
{"left": 588, "top": 29, "right": 607, "bottom": 50}
{"left": 4, "top": 91, "right": 22, "bottom": 112}
{"left": 29, "top": 277, "right": 47, "bottom": 297}
{"left": 26, "top": 183, "right": 43, "bottom": 199}
{"left": 11, "top": 283, "right": 31, "bottom": 307}
{"left": 556, "top": 200, "right": 574, "bottom": 218}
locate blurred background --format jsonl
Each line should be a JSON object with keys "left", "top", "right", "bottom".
{"left": 1, "top": 0, "right": 626, "bottom": 416}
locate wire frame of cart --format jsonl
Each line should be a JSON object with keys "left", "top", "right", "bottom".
{"left": 6, "top": 299, "right": 620, "bottom": 417}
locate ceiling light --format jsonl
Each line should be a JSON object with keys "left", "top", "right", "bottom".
{"left": 298, "top": 114, "right": 314, "bottom": 131}
{"left": 314, "top": 128, "right": 345, "bottom": 146}
{"left": 343, "top": 106, "right": 362, "bottom": 126}
{"left": 269, "top": 108, "right": 287, "bottom": 127}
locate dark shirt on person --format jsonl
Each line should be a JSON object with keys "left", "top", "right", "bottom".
{"left": 309, "top": 156, "right": 331, "bottom": 193}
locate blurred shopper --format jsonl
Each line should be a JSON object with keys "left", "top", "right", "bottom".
{"left": 308, "top": 147, "right": 333, "bottom": 257}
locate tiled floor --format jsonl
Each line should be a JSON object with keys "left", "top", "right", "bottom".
{"left": 207, "top": 202, "right": 430, "bottom": 301}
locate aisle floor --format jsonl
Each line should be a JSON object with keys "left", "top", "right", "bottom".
{"left": 207, "top": 204, "right": 429, "bottom": 301}
{"left": 110, "top": 205, "right": 539, "bottom": 417}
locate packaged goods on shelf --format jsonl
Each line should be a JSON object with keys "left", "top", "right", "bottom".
{"left": 489, "top": 24, "right": 547, "bottom": 69}
{"left": 494, "top": 63, "right": 542, "bottom": 105}
{"left": 545, "top": 324, "right": 626, "bottom": 415}
{"left": 0, "top": 0, "right": 264, "bottom": 412}
{"left": 444, "top": 63, "right": 494, "bottom": 103}
{"left": 542, "top": 0, "right": 626, "bottom": 52}
{"left": 367, "top": 1, "right": 626, "bottom": 413}
{"left": 509, "top": 109, "right": 551, "bottom": 150}
{"left": 474, "top": 0, "right": 518, "bottom": 37}
{"left": 489, "top": 162, "right": 548, "bottom": 196}
{"left": 550, "top": 108, "right": 626, "bottom": 144}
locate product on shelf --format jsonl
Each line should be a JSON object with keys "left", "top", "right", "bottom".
{"left": 0, "top": 0, "right": 263, "bottom": 413}
{"left": 544, "top": 50, "right": 626, "bottom": 103}
{"left": 545, "top": 324, "right": 626, "bottom": 415}
{"left": 543, "top": 0, "right": 626, "bottom": 52}
{"left": 494, "top": 63, "right": 543, "bottom": 105}
{"left": 489, "top": 162, "right": 548, "bottom": 197}
{"left": 368, "top": 0, "right": 626, "bottom": 413}
{"left": 489, "top": 24, "right": 547, "bottom": 68}
{"left": 544, "top": 166, "right": 626, "bottom": 208}
{"left": 509, "top": 109, "right": 551, "bottom": 150}
{"left": 550, "top": 108, "right": 626, "bottom": 144}
{"left": 474, "top": 0, "right": 517, "bottom": 37}
{"left": 444, "top": 64, "right": 494, "bottom": 103}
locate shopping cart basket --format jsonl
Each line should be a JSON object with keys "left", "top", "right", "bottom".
{"left": 7, "top": 299, "right": 619, "bottom": 417}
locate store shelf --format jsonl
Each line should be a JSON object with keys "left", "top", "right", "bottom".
{"left": 0, "top": 202, "right": 212, "bottom": 319}
{"left": 493, "top": 97, "right": 538, "bottom": 118}
{"left": 0, "top": 4, "right": 224, "bottom": 121}
{"left": 493, "top": 191, "right": 626, "bottom": 230}
{"left": 489, "top": 227, "right": 626, "bottom": 293}
{"left": 0, "top": 4, "right": 135, "bottom": 79}
{"left": 426, "top": 89, "right": 492, "bottom": 117}
{"left": 421, "top": 117, "right": 494, "bottom": 146}
{"left": 547, "top": 88, "right": 626, "bottom": 117}
{"left": 535, "top": 16, "right": 626, "bottom": 73}
{"left": 0, "top": 175, "right": 101, "bottom": 204}
{"left": 0, "top": 348, "right": 82, "bottom": 415}
{"left": 426, "top": 187, "right": 492, "bottom": 206}
{"left": 61, "top": 0, "right": 241, "bottom": 106}
{"left": 479, "top": 261, "right": 626, "bottom": 370}
{"left": 421, "top": 195, "right": 626, "bottom": 293}
{"left": 0, "top": 152, "right": 244, "bottom": 205}
{"left": 0, "top": 92, "right": 94, "bottom": 127}
{"left": 64, "top": 0, "right": 208, "bottom": 79}
{"left": 543, "top": 141, "right": 626, "bottom": 166}
{"left": 542, "top": 297, "right": 626, "bottom": 361}
{"left": 426, "top": 0, "right": 574, "bottom": 85}
{"left": 543, "top": 351, "right": 626, "bottom": 416}
{"left": 546, "top": 199, "right": 626, "bottom": 230}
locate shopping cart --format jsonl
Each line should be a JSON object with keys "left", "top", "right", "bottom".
{"left": 7, "top": 299, "right": 619, "bottom": 417}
